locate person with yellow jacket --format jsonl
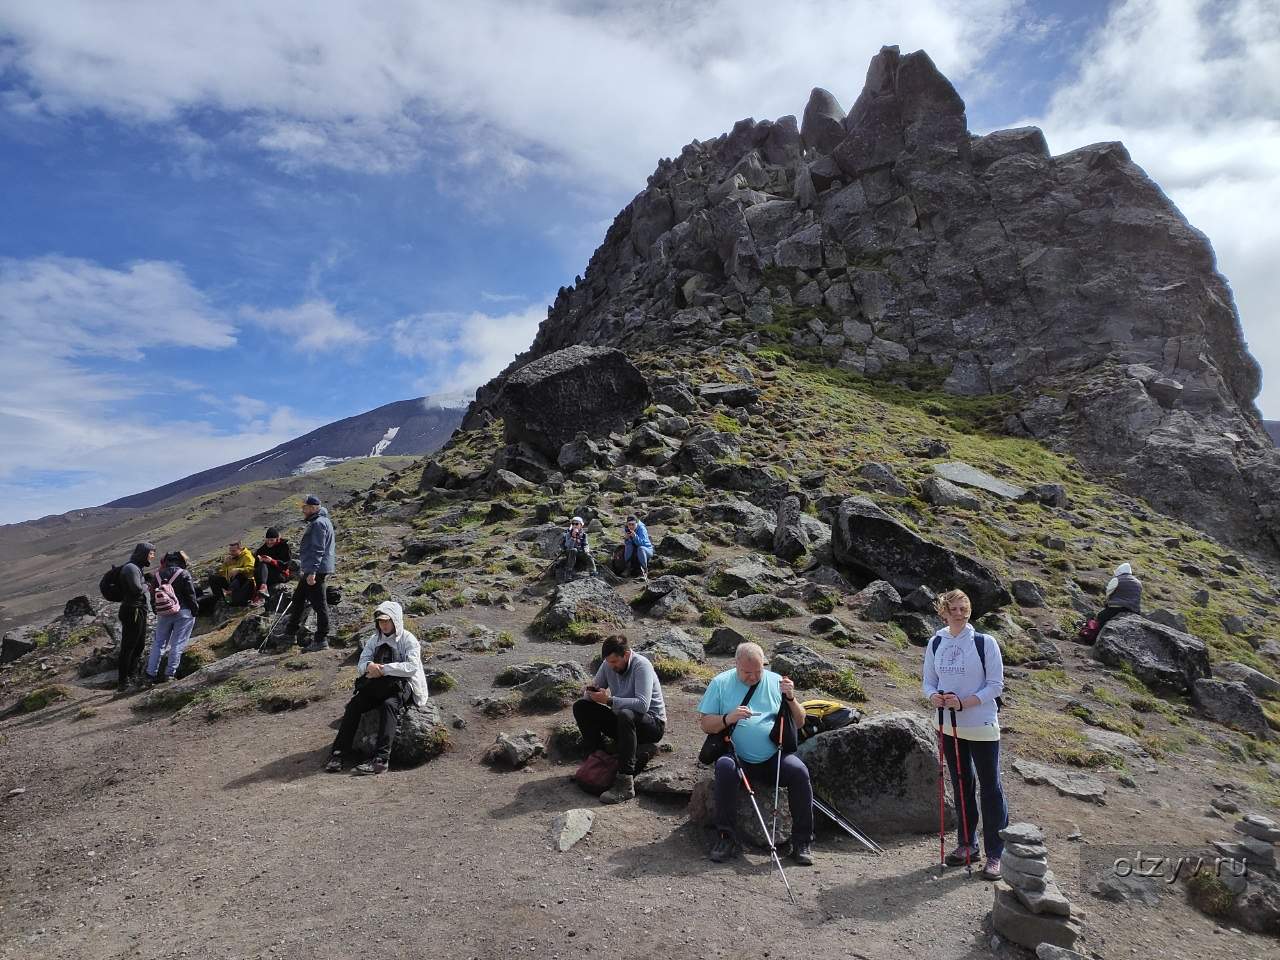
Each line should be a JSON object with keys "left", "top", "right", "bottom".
{"left": 206, "top": 539, "right": 258, "bottom": 608}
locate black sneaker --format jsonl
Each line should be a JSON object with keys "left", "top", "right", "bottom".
{"left": 142, "top": 673, "right": 159, "bottom": 687}
{"left": 710, "top": 832, "right": 739, "bottom": 863}
{"left": 324, "top": 754, "right": 342, "bottom": 773}
{"left": 303, "top": 639, "right": 330, "bottom": 653}
{"left": 353, "top": 759, "right": 388, "bottom": 776}
{"left": 792, "top": 840, "right": 815, "bottom": 866}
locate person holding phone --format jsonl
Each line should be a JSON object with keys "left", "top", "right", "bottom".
{"left": 621, "top": 515, "right": 653, "bottom": 580}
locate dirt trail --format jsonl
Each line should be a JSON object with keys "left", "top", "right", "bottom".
{"left": 2, "top": 606, "right": 1273, "bottom": 960}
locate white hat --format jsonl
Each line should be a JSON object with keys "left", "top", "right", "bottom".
{"left": 571, "top": 516, "right": 584, "bottom": 525}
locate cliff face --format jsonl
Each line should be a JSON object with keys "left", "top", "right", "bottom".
{"left": 471, "top": 46, "right": 1279, "bottom": 554}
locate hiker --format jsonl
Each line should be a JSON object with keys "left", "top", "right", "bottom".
{"left": 572, "top": 634, "right": 666, "bottom": 805}
{"left": 144, "top": 551, "right": 200, "bottom": 684}
{"left": 206, "top": 539, "right": 258, "bottom": 608}
{"left": 922, "top": 588, "right": 1008, "bottom": 881}
{"left": 115, "top": 542, "right": 155, "bottom": 692}
{"left": 253, "top": 527, "right": 293, "bottom": 602}
{"left": 325, "top": 600, "right": 427, "bottom": 775}
{"left": 286, "top": 495, "right": 335, "bottom": 652}
{"left": 698, "top": 642, "right": 813, "bottom": 866}
{"left": 559, "top": 516, "right": 596, "bottom": 579}
{"left": 621, "top": 515, "right": 653, "bottom": 580}
{"left": 1095, "top": 561, "right": 1142, "bottom": 631}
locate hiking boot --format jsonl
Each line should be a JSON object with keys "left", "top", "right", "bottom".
{"left": 303, "top": 639, "right": 330, "bottom": 653}
{"left": 981, "top": 857, "right": 1002, "bottom": 881}
{"left": 142, "top": 673, "right": 159, "bottom": 687}
{"left": 353, "top": 759, "right": 388, "bottom": 776}
{"left": 792, "top": 840, "right": 815, "bottom": 866}
{"left": 599, "top": 774, "right": 635, "bottom": 805}
{"left": 709, "top": 831, "right": 739, "bottom": 863}
{"left": 945, "top": 844, "right": 980, "bottom": 867}
{"left": 324, "top": 753, "right": 343, "bottom": 773}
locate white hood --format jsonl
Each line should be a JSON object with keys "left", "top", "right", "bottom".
{"left": 359, "top": 600, "right": 429, "bottom": 706}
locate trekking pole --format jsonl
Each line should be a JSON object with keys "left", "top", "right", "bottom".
{"left": 936, "top": 704, "right": 947, "bottom": 877}
{"left": 812, "top": 793, "right": 883, "bottom": 855}
{"left": 260, "top": 596, "right": 295, "bottom": 653}
{"left": 948, "top": 705, "right": 973, "bottom": 876}
{"left": 736, "top": 762, "right": 796, "bottom": 904}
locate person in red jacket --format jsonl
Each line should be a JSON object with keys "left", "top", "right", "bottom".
{"left": 254, "top": 527, "right": 294, "bottom": 604}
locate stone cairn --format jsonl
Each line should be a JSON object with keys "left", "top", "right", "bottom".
{"left": 991, "top": 822, "right": 1084, "bottom": 951}
{"left": 1211, "top": 812, "right": 1279, "bottom": 892}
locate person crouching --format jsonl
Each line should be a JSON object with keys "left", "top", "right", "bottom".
{"left": 325, "top": 600, "right": 428, "bottom": 776}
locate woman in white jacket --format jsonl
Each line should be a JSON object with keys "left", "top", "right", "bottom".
{"left": 325, "top": 600, "right": 429, "bottom": 775}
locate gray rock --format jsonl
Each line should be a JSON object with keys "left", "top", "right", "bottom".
{"left": 1, "top": 633, "right": 37, "bottom": 665}
{"left": 1011, "top": 579, "right": 1046, "bottom": 607}
{"left": 799, "top": 712, "right": 952, "bottom": 834}
{"left": 1090, "top": 864, "right": 1162, "bottom": 905}
{"left": 62, "top": 595, "right": 96, "bottom": 619}
{"left": 698, "top": 382, "right": 760, "bottom": 407}
{"left": 1236, "top": 814, "right": 1280, "bottom": 843}
{"left": 921, "top": 476, "right": 980, "bottom": 510}
{"left": 1000, "top": 822, "right": 1045, "bottom": 845}
{"left": 482, "top": 730, "right": 545, "bottom": 769}
{"left": 1036, "top": 945, "right": 1089, "bottom": 960}
{"left": 658, "top": 533, "right": 703, "bottom": 559}
{"left": 1193, "top": 678, "right": 1272, "bottom": 739}
{"left": 992, "top": 883, "right": 1083, "bottom": 950}
{"left": 831, "top": 497, "right": 1010, "bottom": 617}
{"left": 1145, "top": 607, "right": 1188, "bottom": 632}
{"left": 1002, "top": 851, "right": 1049, "bottom": 877}
{"left": 1025, "top": 483, "right": 1068, "bottom": 508}
{"left": 773, "top": 494, "right": 810, "bottom": 563}
{"left": 353, "top": 701, "right": 446, "bottom": 767}
{"left": 496, "top": 346, "right": 650, "bottom": 459}
{"left": 708, "top": 557, "right": 790, "bottom": 597}
{"left": 1215, "top": 661, "right": 1280, "bottom": 698}
{"left": 631, "top": 576, "right": 697, "bottom": 621}
{"left": 770, "top": 641, "right": 839, "bottom": 686}
{"left": 506, "top": 661, "right": 591, "bottom": 711}
{"left": 933, "top": 462, "right": 1027, "bottom": 500}
{"left": 1004, "top": 841, "right": 1048, "bottom": 859}
{"left": 857, "top": 462, "right": 909, "bottom": 496}
{"left": 1012, "top": 880, "right": 1072, "bottom": 917}
{"left": 801, "top": 86, "right": 847, "bottom": 153}
{"left": 1011, "top": 759, "right": 1107, "bottom": 804}
{"left": 724, "top": 594, "right": 800, "bottom": 621}
{"left": 635, "top": 762, "right": 701, "bottom": 798}
{"left": 534, "top": 578, "right": 633, "bottom": 639}
{"left": 1003, "top": 863, "right": 1052, "bottom": 892}
{"left": 848, "top": 580, "right": 903, "bottom": 622}
{"left": 551, "top": 809, "right": 594, "bottom": 852}
{"left": 636, "top": 627, "right": 705, "bottom": 664}
{"left": 894, "top": 611, "right": 945, "bottom": 646}
{"left": 688, "top": 770, "right": 792, "bottom": 849}
{"left": 706, "top": 626, "right": 749, "bottom": 656}
{"left": 1093, "top": 617, "right": 1211, "bottom": 694}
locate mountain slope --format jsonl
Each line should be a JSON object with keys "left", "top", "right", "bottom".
{"left": 105, "top": 398, "right": 462, "bottom": 510}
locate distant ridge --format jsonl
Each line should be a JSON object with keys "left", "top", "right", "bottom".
{"left": 105, "top": 397, "right": 464, "bottom": 510}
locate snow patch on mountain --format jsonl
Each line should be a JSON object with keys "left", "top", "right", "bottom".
{"left": 293, "top": 456, "right": 349, "bottom": 476}
{"left": 369, "top": 426, "right": 400, "bottom": 457}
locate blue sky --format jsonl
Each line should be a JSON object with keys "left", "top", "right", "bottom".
{"left": 1, "top": 0, "right": 1276, "bottom": 524}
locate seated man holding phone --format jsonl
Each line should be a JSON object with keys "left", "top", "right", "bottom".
{"left": 571, "top": 635, "right": 666, "bottom": 805}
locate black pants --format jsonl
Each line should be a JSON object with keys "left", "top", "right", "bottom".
{"left": 254, "top": 561, "right": 288, "bottom": 590}
{"left": 117, "top": 604, "right": 148, "bottom": 685}
{"left": 1094, "top": 605, "right": 1134, "bottom": 632}
{"left": 208, "top": 573, "right": 256, "bottom": 606}
{"left": 287, "top": 573, "right": 329, "bottom": 642}
{"left": 332, "top": 676, "right": 410, "bottom": 762}
{"left": 572, "top": 699, "right": 664, "bottom": 775}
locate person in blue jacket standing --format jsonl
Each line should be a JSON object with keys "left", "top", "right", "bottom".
{"left": 286, "top": 495, "right": 336, "bottom": 652}
{"left": 622, "top": 515, "right": 653, "bottom": 581}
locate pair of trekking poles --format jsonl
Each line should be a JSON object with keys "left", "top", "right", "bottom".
{"left": 731, "top": 681, "right": 884, "bottom": 904}
{"left": 936, "top": 696, "right": 973, "bottom": 877}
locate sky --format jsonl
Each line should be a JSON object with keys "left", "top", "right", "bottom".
{"left": 0, "top": 0, "right": 1276, "bottom": 524}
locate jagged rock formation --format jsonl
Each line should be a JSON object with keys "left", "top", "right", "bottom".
{"left": 468, "top": 46, "right": 1279, "bottom": 555}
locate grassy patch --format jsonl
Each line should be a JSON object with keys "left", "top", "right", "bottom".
{"left": 812, "top": 669, "right": 867, "bottom": 702}
{"left": 522, "top": 680, "right": 582, "bottom": 711}
{"left": 710, "top": 412, "right": 742, "bottom": 435}
{"left": 698, "top": 605, "right": 726, "bottom": 627}
{"left": 1184, "top": 870, "right": 1236, "bottom": 919}
{"left": 806, "top": 591, "right": 836, "bottom": 615}
{"left": 19, "top": 684, "right": 70, "bottom": 713}
{"left": 495, "top": 631, "right": 516, "bottom": 650}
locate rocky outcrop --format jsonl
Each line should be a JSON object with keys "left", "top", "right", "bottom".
{"left": 493, "top": 345, "right": 650, "bottom": 459}
{"left": 798, "top": 711, "right": 950, "bottom": 834}
{"left": 353, "top": 700, "right": 448, "bottom": 767}
{"left": 1193, "top": 678, "right": 1272, "bottom": 739}
{"left": 459, "top": 45, "right": 1280, "bottom": 555}
{"left": 1092, "top": 616, "right": 1211, "bottom": 693}
{"left": 831, "top": 497, "right": 1010, "bottom": 616}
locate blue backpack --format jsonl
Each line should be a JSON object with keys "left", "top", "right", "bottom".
{"left": 931, "top": 632, "right": 1003, "bottom": 710}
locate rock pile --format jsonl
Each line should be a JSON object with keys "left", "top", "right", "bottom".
{"left": 991, "top": 822, "right": 1084, "bottom": 950}
{"left": 1193, "top": 812, "right": 1280, "bottom": 934}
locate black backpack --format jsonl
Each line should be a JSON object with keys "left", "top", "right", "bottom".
{"left": 931, "top": 632, "right": 1004, "bottom": 711}
{"left": 99, "top": 565, "right": 124, "bottom": 602}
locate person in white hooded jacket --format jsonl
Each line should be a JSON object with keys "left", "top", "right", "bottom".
{"left": 325, "top": 600, "right": 428, "bottom": 775}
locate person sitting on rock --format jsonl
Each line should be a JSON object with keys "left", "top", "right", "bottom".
{"left": 253, "top": 527, "right": 294, "bottom": 603}
{"left": 206, "top": 539, "right": 258, "bottom": 608}
{"left": 143, "top": 551, "right": 200, "bottom": 684}
{"left": 923, "top": 588, "right": 1009, "bottom": 881}
{"left": 572, "top": 634, "right": 666, "bottom": 805}
{"left": 325, "top": 600, "right": 428, "bottom": 776}
{"left": 1094, "top": 561, "right": 1142, "bottom": 632}
{"left": 621, "top": 515, "right": 653, "bottom": 581}
{"left": 698, "top": 641, "right": 813, "bottom": 866}
{"left": 559, "top": 517, "right": 596, "bottom": 579}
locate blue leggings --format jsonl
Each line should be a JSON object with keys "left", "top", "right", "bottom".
{"left": 941, "top": 733, "right": 1009, "bottom": 859}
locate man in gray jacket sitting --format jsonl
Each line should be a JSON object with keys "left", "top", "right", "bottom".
{"left": 573, "top": 634, "right": 666, "bottom": 805}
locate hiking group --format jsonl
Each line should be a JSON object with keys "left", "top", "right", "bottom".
{"left": 97, "top": 500, "right": 1146, "bottom": 883}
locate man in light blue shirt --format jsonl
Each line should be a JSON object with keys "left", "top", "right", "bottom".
{"left": 698, "top": 641, "right": 813, "bottom": 865}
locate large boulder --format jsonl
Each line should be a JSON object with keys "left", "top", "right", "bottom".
{"left": 1214, "top": 662, "right": 1280, "bottom": 699}
{"left": 499, "top": 661, "right": 592, "bottom": 711}
{"left": 847, "top": 581, "right": 903, "bottom": 622}
{"left": 774, "top": 495, "right": 810, "bottom": 563}
{"left": 62, "top": 595, "right": 97, "bottom": 619}
{"left": 635, "top": 627, "right": 705, "bottom": 664}
{"left": 770, "top": 641, "right": 839, "bottom": 687}
{"left": 353, "top": 700, "right": 448, "bottom": 767}
{"left": 688, "top": 770, "right": 793, "bottom": 849}
{"left": 1192, "top": 678, "right": 1271, "bottom": 739}
{"left": 830, "top": 497, "right": 1010, "bottom": 616}
{"left": 533, "top": 578, "right": 633, "bottom": 640}
{"left": 496, "top": 346, "right": 650, "bottom": 459}
{"left": 798, "top": 712, "right": 953, "bottom": 834}
{"left": 631, "top": 576, "right": 697, "bottom": 621}
{"left": 801, "top": 87, "right": 847, "bottom": 153}
{"left": 1, "top": 631, "right": 38, "bottom": 665}
{"left": 1092, "top": 617, "right": 1211, "bottom": 693}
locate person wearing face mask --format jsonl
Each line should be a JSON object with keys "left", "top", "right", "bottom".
{"left": 324, "top": 600, "right": 428, "bottom": 776}
{"left": 573, "top": 634, "right": 666, "bottom": 804}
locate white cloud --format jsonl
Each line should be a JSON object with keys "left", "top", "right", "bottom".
{"left": 1030, "top": 0, "right": 1280, "bottom": 416}
{"left": 240, "top": 298, "right": 369, "bottom": 352}
{"left": 0, "top": 0, "right": 1023, "bottom": 185}
{"left": 392, "top": 303, "right": 545, "bottom": 397}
